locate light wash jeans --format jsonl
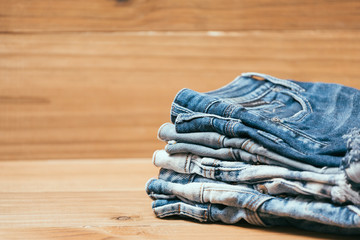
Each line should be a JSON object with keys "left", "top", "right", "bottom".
{"left": 152, "top": 150, "right": 360, "bottom": 205}
{"left": 146, "top": 169, "right": 360, "bottom": 235}
{"left": 158, "top": 122, "right": 339, "bottom": 174}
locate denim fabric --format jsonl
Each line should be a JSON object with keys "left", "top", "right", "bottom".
{"left": 151, "top": 199, "right": 360, "bottom": 235}
{"left": 158, "top": 122, "right": 339, "bottom": 174}
{"left": 152, "top": 151, "right": 360, "bottom": 205}
{"left": 170, "top": 72, "right": 360, "bottom": 168}
{"left": 342, "top": 129, "right": 360, "bottom": 189}
{"left": 145, "top": 169, "right": 360, "bottom": 235}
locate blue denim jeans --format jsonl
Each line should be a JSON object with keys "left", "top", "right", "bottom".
{"left": 152, "top": 150, "right": 360, "bottom": 205}
{"left": 169, "top": 72, "right": 360, "bottom": 187}
{"left": 158, "top": 122, "right": 339, "bottom": 174}
{"left": 146, "top": 169, "right": 360, "bottom": 235}
{"left": 170, "top": 73, "right": 360, "bottom": 170}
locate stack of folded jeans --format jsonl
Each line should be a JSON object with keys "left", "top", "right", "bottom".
{"left": 145, "top": 72, "right": 360, "bottom": 235}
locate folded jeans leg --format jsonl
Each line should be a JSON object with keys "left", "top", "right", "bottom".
{"left": 145, "top": 177, "right": 360, "bottom": 231}
{"left": 150, "top": 198, "right": 360, "bottom": 235}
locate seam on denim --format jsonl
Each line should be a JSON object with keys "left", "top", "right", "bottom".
{"left": 171, "top": 103, "right": 187, "bottom": 117}
{"left": 184, "top": 153, "right": 190, "bottom": 173}
{"left": 225, "top": 120, "right": 231, "bottom": 136}
{"left": 228, "top": 104, "right": 237, "bottom": 117}
{"left": 253, "top": 211, "right": 268, "bottom": 227}
{"left": 281, "top": 90, "right": 313, "bottom": 122}
{"left": 204, "top": 208, "right": 208, "bottom": 221}
{"left": 223, "top": 104, "right": 233, "bottom": 118}
{"left": 213, "top": 165, "right": 248, "bottom": 172}
{"left": 171, "top": 104, "right": 193, "bottom": 117}
{"left": 192, "top": 159, "right": 214, "bottom": 179}
{"left": 231, "top": 121, "right": 237, "bottom": 137}
{"left": 217, "top": 135, "right": 223, "bottom": 148}
{"left": 227, "top": 121, "right": 233, "bottom": 137}
{"left": 177, "top": 112, "right": 243, "bottom": 122}
{"left": 204, "top": 188, "right": 258, "bottom": 196}
{"left": 232, "top": 121, "right": 238, "bottom": 137}
{"left": 286, "top": 100, "right": 312, "bottom": 122}
{"left": 246, "top": 210, "right": 258, "bottom": 226}
{"left": 248, "top": 195, "right": 260, "bottom": 211}
{"left": 156, "top": 209, "right": 206, "bottom": 221}
{"left": 203, "top": 163, "right": 207, "bottom": 178}
{"left": 189, "top": 174, "right": 196, "bottom": 184}
{"left": 246, "top": 209, "right": 265, "bottom": 227}
{"left": 229, "top": 148, "right": 237, "bottom": 161}
{"left": 171, "top": 103, "right": 193, "bottom": 115}
{"left": 204, "top": 99, "right": 222, "bottom": 113}
{"left": 207, "top": 204, "right": 212, "bottom": 222}
{"left": 200, "top": 183, "right": 205, "bottom": 203}
{"left": 290, "top": 111, "right": 309, "bottom": 122}
{"left": 211, "top": 158, "right": 217, "bottom": 167}
{"left": 229, "top": 121, "right": 235, "bottom": 137}
{"left": 247, "top": 142, "right": 256, "bottom": 153}
{"left": 241, "top": 139, "right": 251, "bottom": 151}
{"left": 209, "top": 117, "right": 216, "bottom": 132}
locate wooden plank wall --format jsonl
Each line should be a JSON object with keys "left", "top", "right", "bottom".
{"left": 0, "top": 0, "right": 359, "bottom": 160}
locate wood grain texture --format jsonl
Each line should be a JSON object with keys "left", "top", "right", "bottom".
{"left": 0, "top": 159, "right": 357, "bottom": 240}
{"left": 1, "top": 0, "right": 360, "bottom": 32}
{"left": 1, "top": 30, "right": 360, "bottom": 160}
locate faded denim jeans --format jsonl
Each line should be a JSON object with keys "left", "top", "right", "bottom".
{"left": 170, "top": 72, "right": 360, "bottom": 186}
{"left": 158, "top": 122, "right": 339, "bottom": 174}
{"left": 146, "top": 169, "right": 360, "bottom": 235}
{"left": 152, "top": 150, "right": 360, "bottom": 205}
{"left": 146, "top": 72, "right": 360, "bottom": 235}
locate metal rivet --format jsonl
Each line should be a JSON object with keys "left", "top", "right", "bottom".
{"left": 271, "top": 117, "right": 280, "bottom": 122}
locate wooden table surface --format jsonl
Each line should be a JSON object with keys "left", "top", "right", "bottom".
{"left": 0, "top": 159, "right": 357, "bottom": 240}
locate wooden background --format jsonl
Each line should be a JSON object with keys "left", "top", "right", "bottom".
{"left": 1, "top": 0, "right": 360, "bottom": 161}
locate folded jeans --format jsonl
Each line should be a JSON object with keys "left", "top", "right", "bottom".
{"left": 158, "top": 122, "right": 339, "bottom": 174}
{"left": 152, "top": 151, "right": 360, "bottom": 205}
{"left": 146, "top": 169, "right": 360, "bottom": 235}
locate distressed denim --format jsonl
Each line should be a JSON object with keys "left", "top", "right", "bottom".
{"left": 170, "top": 72, "right": 360, "bottom": 170}
{"left": 152, "top": 150, "right": 360, "bottom": 205}
{"left": 151, "top": 199, "right": 360, "bottom": 235}
{"left": 146, "top": 169, "right": 360, "bottom": 235}
{"left": 158, "top": 122, "right": 339, "bottom": 174}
